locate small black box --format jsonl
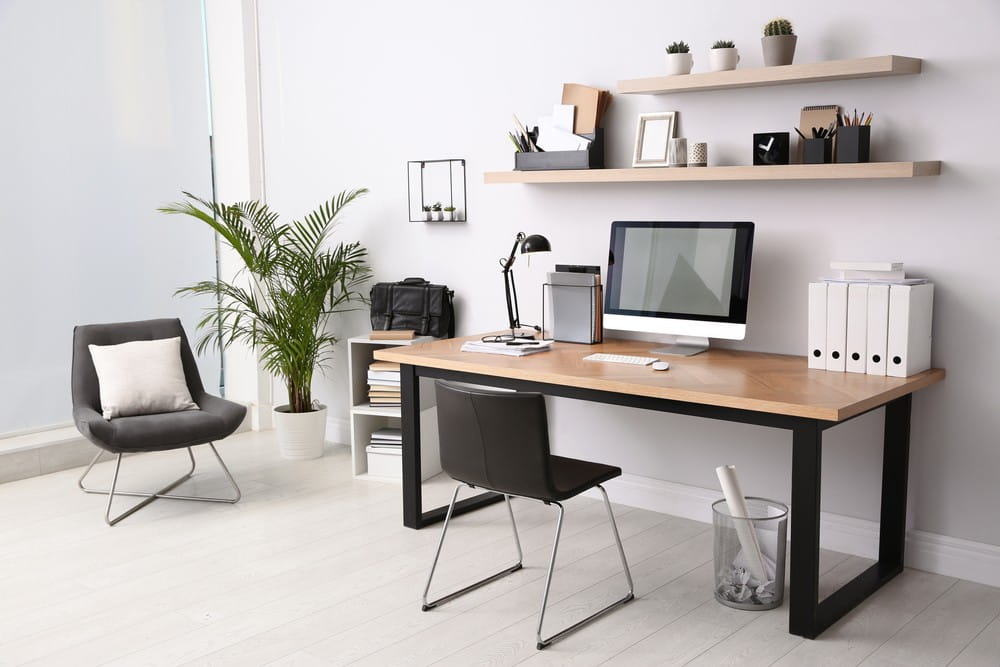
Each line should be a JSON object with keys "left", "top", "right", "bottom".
{"left": 803, "top": 138, "right": 833, "bottom": 164}
{"left": 753, "top": 132, "right": 790, "bottom": 166}
{"left": 835, "top": 125, "right": 871, "bottom": 163}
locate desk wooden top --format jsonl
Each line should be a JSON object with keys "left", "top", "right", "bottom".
{"left": 374, "top": 335, "right": 944, "bottom": 422}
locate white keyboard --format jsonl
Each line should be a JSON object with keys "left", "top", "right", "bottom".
{"left": 583, "top": 353, "right": 658, "bottom": 366}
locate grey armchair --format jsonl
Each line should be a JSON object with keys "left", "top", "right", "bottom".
{"left": 72, "top": 318, "right": 246, "bottom": 525}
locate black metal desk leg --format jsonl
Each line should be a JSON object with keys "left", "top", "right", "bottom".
{"left": 878, "top": 394, "right": 912, "bottom": 574}
{"left": 789, "top": 419, "right": 823, "bottom": 638}
{"left": 400, "top": 364, "right": 423, "bottom": 529}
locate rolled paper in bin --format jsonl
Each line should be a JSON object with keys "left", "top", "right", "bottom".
{"left": 715, "top": 465, "right": 768, "bottom": 586}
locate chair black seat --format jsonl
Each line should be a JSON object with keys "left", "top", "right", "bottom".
{"left": 548, "top": 455, "right": 621, "bottom": 501}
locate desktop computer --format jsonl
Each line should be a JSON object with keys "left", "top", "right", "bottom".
{"left": 603, "top": 221, "right": 754, "bottom": 356}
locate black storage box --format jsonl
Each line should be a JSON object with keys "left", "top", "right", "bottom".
{"left": 835, "top": 126, "right": 871, "bottom": 163}
{"left": 803, "top": 138, "right": 832, "bottom": 164}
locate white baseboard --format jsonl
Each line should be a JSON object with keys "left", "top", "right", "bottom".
{"left": 588, "top": 473, "right": 1000, "bottom": 588}
{"left": 327, "top": 416, "right": 349, "bottom": 447}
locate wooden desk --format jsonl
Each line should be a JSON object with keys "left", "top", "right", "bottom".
{"left": 374, "top": 335, "right": 945, "bottom": 639}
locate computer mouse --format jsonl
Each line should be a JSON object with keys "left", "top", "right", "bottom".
{"left": 651, "top": 361, "right": 670, "bottom": 371}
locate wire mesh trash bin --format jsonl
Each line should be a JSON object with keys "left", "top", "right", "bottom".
{"left": 713, "top": 497, "right": 788, "bottom": 610}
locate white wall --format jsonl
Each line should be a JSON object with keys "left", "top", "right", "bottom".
{"left": 253, "top": 0, "right": 1000, "bottom": 547}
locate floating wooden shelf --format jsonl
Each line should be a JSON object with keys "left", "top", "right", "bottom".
{"left": 483, "top": 162, "right": 941, "bottom": 184}
{"left": 618, "top": 55, "right": 922, "bottom": 95}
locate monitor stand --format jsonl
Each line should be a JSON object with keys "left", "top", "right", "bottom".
{"left": 650, "top": 335, "right": 710, "bottom": 357}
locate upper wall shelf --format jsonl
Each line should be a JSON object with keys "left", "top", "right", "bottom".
{"left": 617, "top": 55, "right": 922, "bottom": 95}
{"left": 483, "top": 162, "right": 941, "bottom": 184}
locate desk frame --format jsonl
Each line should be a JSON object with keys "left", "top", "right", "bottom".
{"left": 399, "top": 364, "right": 912, "bottom": 640}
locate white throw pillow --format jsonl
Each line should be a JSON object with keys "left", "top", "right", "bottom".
{"left": 88, "top": 336, "right": 199, "bottom": 419}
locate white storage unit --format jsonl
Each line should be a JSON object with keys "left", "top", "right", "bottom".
{"left": 347, "top": 336, "right": 442, "bottom": 481}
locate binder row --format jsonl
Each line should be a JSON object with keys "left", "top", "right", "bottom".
{"left": 808, "top": 281, "right": 933, "bottom": 377}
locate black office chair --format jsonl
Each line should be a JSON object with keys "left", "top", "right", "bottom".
{"left": 72, "top": 318, "right": 246, "bottom": 526}
{"left": 422, "top": 380, "right": 634, "bottom": 650}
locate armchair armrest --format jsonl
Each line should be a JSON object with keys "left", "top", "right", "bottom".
{"left": 73, "top": 406, "right": 115, "bottom": 448}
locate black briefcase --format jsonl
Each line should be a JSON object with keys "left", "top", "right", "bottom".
{"left": 370, "top": 277, "right": 455, "bottom": 338}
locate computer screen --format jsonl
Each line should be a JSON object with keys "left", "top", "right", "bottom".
{"left": 604, "top": 221, "right": 754, "bottom": 355}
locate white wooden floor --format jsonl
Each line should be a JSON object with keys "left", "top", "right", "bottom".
{"left": 2, "top": 431, "right": 999, "bottom": 667}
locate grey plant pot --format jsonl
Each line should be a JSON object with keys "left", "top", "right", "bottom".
{"left": 761, "top": 34, "right": 797, "bottom": 66}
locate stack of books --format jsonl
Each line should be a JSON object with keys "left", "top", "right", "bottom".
{"left": 368, "top": 427, "right": 402, "bottom": 452}
{"left": 367, "top": 361, "right": 401, "bottom": 406}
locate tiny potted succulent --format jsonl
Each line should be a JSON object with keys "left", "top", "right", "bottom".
{"left": 442, "top": 205, "right": 457, "bottom": 221}
{"left": 431, "top": 202, "right": 442, "bottom": 221}
{"left": 709, "top": 40, "right": 739, "bottom": 72}
{"left": 421, "top": 204, "right": 432, "bottom": 221}
{"left": 665, "top": 41, "right": 693, "bottom": 75}
{"left": 762, "top": 18, "right": 796, "bottom": 67}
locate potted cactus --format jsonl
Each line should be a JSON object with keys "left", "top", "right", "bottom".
{"left": 442, "top": 205, "right": 457, "bottom": 221}
{"left": 430, "top": 202, "right": 442, "bottom": 221}
{"left": 709, "top": 40, "right": 739, "bottom": 72}
{"left": 762, "top": 18, "right": 796, "bottom": 67}
{"left": 421, "top": 204, "right": 432, "bottom": 221}
{"left": 665, "top": 41, "right": 693, "bottom": 75}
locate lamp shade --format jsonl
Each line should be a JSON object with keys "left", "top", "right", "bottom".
{"left": 520, "top": 234, "right": 551, "bottom": 254}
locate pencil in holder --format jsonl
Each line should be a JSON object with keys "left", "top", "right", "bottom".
{"left": 835, "top": 125, "right": 871, "bottom": 163}
{"left": 803, "top": 137, "right": 832, "bottom": 164}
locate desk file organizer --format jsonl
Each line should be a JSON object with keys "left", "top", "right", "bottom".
{"left": 515, "top": 128, "right": 604, "bottom": 171}
{"left": 543, "top": 271, "right": 603, "bottom": 343}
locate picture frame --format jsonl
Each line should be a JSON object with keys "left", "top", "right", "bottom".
{"left": 632, "top": 112, "right": 677, "bottom": 167}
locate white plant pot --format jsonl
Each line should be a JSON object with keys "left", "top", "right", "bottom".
{"left": 422, "top": 211, "right": 431, "bottom": 221}
{"left": 273, "top": 404, "right": 327, "bottom": 460}
{"left": 665, "top": 52, "right": 693, "bottom": 75}
{"left": 433, "top": 211, "right": 443, "bottom": 221}
{"left": 708, "top": 48, "right": 740, "bottom": 72}
{"left": 442, "top": 211, "right": 454, "bottom": 221}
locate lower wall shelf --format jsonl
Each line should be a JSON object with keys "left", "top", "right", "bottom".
{"left": 483, "top": 161, "right": 941, "bottom": 184}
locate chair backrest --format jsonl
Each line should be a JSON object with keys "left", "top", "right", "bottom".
{"left": 434, "top": 380, "right": 555, "bottom": 500}
{"left": 72, "top": 318, "right": 204, "bottom": 413}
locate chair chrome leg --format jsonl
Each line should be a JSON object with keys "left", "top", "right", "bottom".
{"left": 422, "top": 485, "right": 524, "bottom": 611}
{"left": 78, "top": 443, "right": 241, "bottom": 526}
{"left": 535, "top": 486, "right": 635, "bottom": 650}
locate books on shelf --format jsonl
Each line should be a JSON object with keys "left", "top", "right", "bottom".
{"left": 367, "top": 361, "right": 401, "bottom": 404}
{"left": 460, "top": 339, "right": 554, "bottom": 357}
{"left": 369, "top": 427, "right": 402, "bottom": 448}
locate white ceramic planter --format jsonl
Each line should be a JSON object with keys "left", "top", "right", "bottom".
{"left": 665, "top": 52, "right": 693, "bottom": 75}
{"left": 273, "top": 404, "right": 327, "bottom": 460}
{"left": 442, "top": 210, "right": 454, "bottom": 221}
{"left": 708, "top": 48, "right": 740, "bottom": 72}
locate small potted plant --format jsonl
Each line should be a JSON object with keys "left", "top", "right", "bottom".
{"left": 421, "top": 204, "right": 431, "bottom": 221}
{"left": 709, "top": 40, "right": 739, "bottom": 72}
{"left": 442, "top": 205, "right": 456, "bottom": 221}
{"left": 431, "top": 202, "right": 442, "bottom": 221}
{"left": 762, "top": 18, "right": 796, "bottom": 67}
{"left": 665, "top": 41, "right": 693, "bottom": 75}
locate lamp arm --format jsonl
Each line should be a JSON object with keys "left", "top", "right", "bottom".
{"left": 504, "top": 268, "right": 518, "bottom": 331}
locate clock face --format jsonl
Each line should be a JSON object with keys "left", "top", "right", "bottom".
{"left": 753, "top": 132, "right": 790, "bottom": 165}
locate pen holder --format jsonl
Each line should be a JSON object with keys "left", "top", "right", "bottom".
{"left": 803, "top": 137, "right": 832, "bottom": 164}
{"left": 835, "top": 125, "right": 871, "bottom": 163}
{"left": 514, "top": 128, "right": 604, "bottom": 170}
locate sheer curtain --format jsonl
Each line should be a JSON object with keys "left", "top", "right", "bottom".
{"left": 0, "top": 0, "right": 220, "bottom": 434}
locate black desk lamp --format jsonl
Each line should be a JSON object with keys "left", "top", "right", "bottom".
{"left": 498, "top": 232, "right": 551, "bottom": 341}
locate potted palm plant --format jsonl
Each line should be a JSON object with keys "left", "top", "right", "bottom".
{"left": 160, "top": 189, "right": 373, "bottom": 459}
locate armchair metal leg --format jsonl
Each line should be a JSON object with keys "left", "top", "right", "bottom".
{"left": 422, "top": 484, "right": 524, "bottom": 611}
{"left": 536, "top": 485, "right": 634, "bottom": 650}
{"left": 78, "top": 443, "right": 241, "bottom": 526}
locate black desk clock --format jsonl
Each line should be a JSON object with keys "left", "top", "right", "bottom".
{"left": 753, "top": 132, "right": 790, "bottom": 165}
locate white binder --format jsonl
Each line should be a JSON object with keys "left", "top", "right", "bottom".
{"left": 865, "top": 284, "right": 891, "bottom": 376}
{"left": 845, "top": 283, "right": 868, "bottom": 373}
{"left": 886, "top": 283, "right": 934, "bottom": 377}
{"left": 825, "top": 281, "right": 848, "bottom": 372}
{"left": 807, "top": 282, "right": 827, "bottom": 369}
